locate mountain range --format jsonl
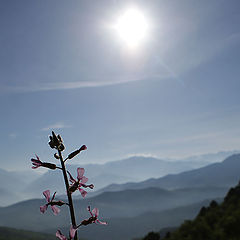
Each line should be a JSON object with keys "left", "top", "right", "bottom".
{"left": 96, "top": 154, "right": 240, "bottom": 193}
{"left": 1, "top": 153, "right": 240, "bottom": 239}
{"left": 1, "top": 151, "right": 237, "bottom": 206}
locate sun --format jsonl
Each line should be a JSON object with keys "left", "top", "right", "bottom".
{"left": 114, "top": 7, "right": 149, "bottom": 49}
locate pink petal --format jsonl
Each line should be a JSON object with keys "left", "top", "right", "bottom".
{"left": 81, "top": 176, "right": 88, "bottom": 184}
{"left": 51, "top": 205, "right": 60, "bottom": 215}
{"left": 40, "top": 204, "right": 48, "bottom": 213}
{"left": 31, "top": 159, "right": 41, "bottom": 164}
{"left": 70, "top": 225, "right": 77, "bottom": 239}
{"left": 79, "top": 188, "right": 87, "bottom": 198}
{"left": 32, "top": 165, "right": 39, "bottom": 169}
{"left": 96, "top": 219, "right": 107, "bottom": 225}
{"left": 77, "top": 168, "right": 85, "bottom": 180}
{"left": 56, "top": 230, "right": 68, "bottom": 240}
{"left": 92, "top": 208, "right": 99, "bottom": 217}
{"left": 43, "top": 190, "right": 50, "bottom": 202}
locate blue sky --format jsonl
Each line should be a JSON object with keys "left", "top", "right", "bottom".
{"left": 1, "top": 0, "right": 240, "bottom": 170}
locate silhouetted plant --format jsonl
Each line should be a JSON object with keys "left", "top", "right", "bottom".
{"left": 143, "top": 231, "right": 160, "bottom": 240}
{"left": 31, "top": 131, "right": 107, "bottom": 240}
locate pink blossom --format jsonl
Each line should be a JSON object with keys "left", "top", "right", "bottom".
{"left": 56, "top": 225, "right": 77, "bottom": 240}
{"left": 88, "top": 206, "right": 107, "bottom": 225}
{"left": 80, "top": 206, "right": 107, "bottom": 226}
{"left": 56, "top": 230, "right": 68, "bottom": 240}
{"left": 40, "top": 190, "right": 65, "bottom": 215}
{"left": 68, "top": 168, "right": 94, "bottom": 197}
{"left": 69, "top": 225, "right": 77, "bottom": 239}
{"left": 31, "top": 155, "right": 56, "bottom": 170}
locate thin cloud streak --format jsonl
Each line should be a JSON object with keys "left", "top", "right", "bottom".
{"left": 41, "top": 122, "right": 72, "bottom": 131}
{"left": 1, "top": 72, "right": 172, "bottom": 94}
{"left": 8, "top": 133, "right": 17, "bottom": 139}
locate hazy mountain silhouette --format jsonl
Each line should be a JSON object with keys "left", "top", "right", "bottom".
{"left": 24, "top": 153, "right": 233, "bottom": 199}
{"left": 0, "top": 186, "right": 227, "bottom": 232}
{"left": 1, "top": 154, "right": 239, "bottom": 239}
{"left": 0, "top": 168, "right": 40, "bottom": 206}
{"left": 0, "top": 152, "right": 236, "bottom": 206}
{"left": 97, "top": 154, "right": 240, "bottom": 193}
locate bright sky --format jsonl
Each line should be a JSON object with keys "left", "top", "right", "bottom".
{"left": 1, "top": 0, "right": 240, "bottom": 170}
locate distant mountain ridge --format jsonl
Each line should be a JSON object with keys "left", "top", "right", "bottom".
{"left": 0, "top": 151, "right": 238, "bottom": 206}
{"left": 22, "top": 156, "right": 207, "bottom": 202}
{"left": 97, "top": 154, "right": 240, "bottom": 193}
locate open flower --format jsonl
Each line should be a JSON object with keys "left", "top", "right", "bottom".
{"left": 31, "top": 155, "right": 57, "bottom": 170}
{"left": 40, "top": 190, "right": 65, "bottom": 215}
{"left": 56, "top": 225, "right": 77, "bottom": 240}
{"left": 80, "top": 206, "right": 107, "bottom": 226}
{"left": 68, "top": 168, "right": 94, "bottom": 197}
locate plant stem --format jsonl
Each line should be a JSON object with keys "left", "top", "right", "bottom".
{"left": 58, "top": 149, "right": 78, "bottom": 240}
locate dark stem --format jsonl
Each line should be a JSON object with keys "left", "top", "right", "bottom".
{"left": 58, "top": 149, "right": 78, "bottom": 240}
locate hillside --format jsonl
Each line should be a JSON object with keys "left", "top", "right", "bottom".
{"left": 142, "top": 182, "right": 240, "bottom": 240}
{"left": 46, "top": 199, "right": 214, "bottom": 240}
{"left": 0, "top": 226, "right": 56, "bottom": 240}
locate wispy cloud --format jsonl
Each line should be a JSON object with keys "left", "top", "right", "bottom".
{"left": 8, "top": 133, "right": 17, "bottom": 139}
{"left": 126, "top": 153, "right": 159, "bottom": 159}
{"left": 1, "top": 71, "right": 172, "bottom": 94}
{"left": 41, "top": 122, "right": 72, "bottom": 131}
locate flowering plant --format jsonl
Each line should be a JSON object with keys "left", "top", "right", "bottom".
{"left": 31, "top": 131, "right": 107, "bottom": 240}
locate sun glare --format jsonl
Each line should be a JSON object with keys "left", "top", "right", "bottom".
{"left": 114, "top": 7, "right": 149, "bottom": 49}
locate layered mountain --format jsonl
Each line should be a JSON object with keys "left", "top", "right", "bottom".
{"left": 98, "top": 154, "right": 240, "bottom": 193}
{"left": 1, "top": 152, "right": 236, "bottom": 206}
{"left": 0, "top": 168, "right": 40, "bottom": 206}
{"left": 1, "top": 154, "right": 239, "bottom": 239}
{"left": 24, "top": 156, "right": 207, "bottom": 199}
{"left": 0, "top": 186, "right": 227, "bottom": 233}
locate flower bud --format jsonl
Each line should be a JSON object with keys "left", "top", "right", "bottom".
{"left": 57, "top": 134, "right": 63, "bottom": 143}
{"left": 58, "top": 143, "right": 65, "bottom": 151}
{"left": 42, "top": 162, "right": 57, "bottom": 170}
{"left": 54, "top": 153, "right": 60, "bottom": 159}
{"left": 68, "top": 145, "right": 87, "bottom": 159}
{"left": 48, "top": 136, "right": 55, "bottom": 149}
{"left": 52, "top": 131, "right": 60, "bottom": 147}
{"left": 68, "top": 149, "right": 80, "bottom": 160}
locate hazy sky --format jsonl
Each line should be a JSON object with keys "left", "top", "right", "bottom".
{"left": 1, "top": 0, "right": 240, "bottom": 170}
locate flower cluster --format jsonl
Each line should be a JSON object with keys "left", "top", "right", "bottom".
{"left": 31, "top": 131, "right": 107, "bottom": 240}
